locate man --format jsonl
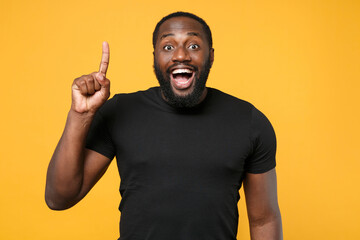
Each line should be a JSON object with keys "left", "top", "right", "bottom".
{"left": 45, "top": 12, "right": 283, "bottom": 240}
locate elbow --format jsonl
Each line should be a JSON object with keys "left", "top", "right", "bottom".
{"left": 45, "top": 190, "right": 75, "bottom": 211}
{"left": 45, "top": 195, "right": 68, "bottom": 211}
{"left": 248, "top": 209, "right": 282, "bottom": 228}
{"left": 248, "top": 212, "right": 283, "bottom": 240}
{"left": 45, "top": 182, "right": 81, "bottom": 210}
{"left": 249, "top": 214, "right": 279, "bottom": 228}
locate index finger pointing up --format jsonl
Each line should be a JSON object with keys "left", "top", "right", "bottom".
{"left": 99, "top": 41, "right": 110, "bottom": 75}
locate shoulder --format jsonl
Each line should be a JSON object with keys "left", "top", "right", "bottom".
{"left": 207, "top": 88, "right": 258, "bottom": 118}
{"left": 208, "top": 87, "right": 275, "bottom": 136}
{"left": 209, "top": 88, "right": 252, "bottom": 106}
{"left": 249, "top": 105, "right": 275, "bottom": 137}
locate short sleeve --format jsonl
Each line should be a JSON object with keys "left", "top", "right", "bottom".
{"left": 86, "top": 109, "right": 116, "bottom": 160}
{"left": 245, "top": 106, "right": 277, "bottom": 174}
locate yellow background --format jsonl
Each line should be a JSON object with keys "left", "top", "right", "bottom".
{"left": 1, "top": 0, "right": 359, "bottom": 239}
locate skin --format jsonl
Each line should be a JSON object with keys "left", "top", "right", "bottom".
{"left": 45, "top": 42, "right": 112, "bottom": 209}
{"left": 45, "top": 17, "right": 283, "bottom": 240}
{"left": 244, "top": 169, "right": 283, "bottom": 240}
{"left": 154, "top": 16, "right": 214, "bottom": 102}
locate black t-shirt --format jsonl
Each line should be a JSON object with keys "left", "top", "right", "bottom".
{"left": 86, "top": 87, "right": 276, "bottom": 240}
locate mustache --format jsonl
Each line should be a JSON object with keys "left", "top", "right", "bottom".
{"left": 166, "top": 63, "right": 198, "bottom": 74}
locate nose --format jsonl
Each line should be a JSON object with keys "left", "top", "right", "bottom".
{"left": 171, "top": 46, "right": 191, "bottom": 63}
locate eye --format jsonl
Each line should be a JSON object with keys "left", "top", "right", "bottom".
{"left": 163, "top": 45, "right": 174, "bottom": 51}
{"left": 188, "top": 44, "right": 199, "bottom": 50}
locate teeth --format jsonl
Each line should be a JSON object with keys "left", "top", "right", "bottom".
{"left": 172, "top": 69, "right": 193, "bottom": 74}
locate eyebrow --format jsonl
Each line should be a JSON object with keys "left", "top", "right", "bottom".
{"left": 160, "top": 32, "right": 200, "bottom": 40}
{"left": 187, "top": 32, "right": 200, "bottom": 37}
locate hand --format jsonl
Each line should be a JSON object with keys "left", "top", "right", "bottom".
{"left": 71, "top": 42, "right": 111, "bottom": 114}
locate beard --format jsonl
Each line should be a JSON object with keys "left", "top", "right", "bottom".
{"left": 154, "top": 57, "right": 212, "bottom": 108}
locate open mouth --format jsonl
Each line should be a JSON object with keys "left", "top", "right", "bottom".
{"left": 170, "top": 68, "right": 195, "bottom": 90}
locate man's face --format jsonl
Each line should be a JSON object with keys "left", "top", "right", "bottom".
{"left": 153, "top": 16, "right": 214, "bottom": 108}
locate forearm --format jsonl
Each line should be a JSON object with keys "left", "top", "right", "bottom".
{"left": 249, "top": 213, "right": 283, "bottom": 240}
{"left": 45, "top": 109, "right": 95, "bottom": 209}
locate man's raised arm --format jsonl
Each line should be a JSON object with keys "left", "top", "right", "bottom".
{"left": 45, "top": 42, "right": 112, "bottom": 210}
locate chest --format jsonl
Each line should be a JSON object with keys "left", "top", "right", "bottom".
{"left": 111, "top": 108, "right": 252, "bottom": 188}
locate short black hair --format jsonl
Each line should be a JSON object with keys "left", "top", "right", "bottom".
{"left": 152, "top": 11, "right": 213, "bottom": 50}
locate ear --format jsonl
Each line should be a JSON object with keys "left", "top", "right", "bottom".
{"left": 209, "top": 48, "right": 214, "bottom": 67}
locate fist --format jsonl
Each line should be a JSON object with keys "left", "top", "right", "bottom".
{"left": 71, "top": 42, "right": 111, "bottom": 114}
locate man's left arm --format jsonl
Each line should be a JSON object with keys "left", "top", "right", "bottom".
{"left": 243, "top": 168, "right": 283, "bottom": 240}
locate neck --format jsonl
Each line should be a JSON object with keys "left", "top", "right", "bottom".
{"left": 160, "top": 87, "right": 208, "bottom": 108}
